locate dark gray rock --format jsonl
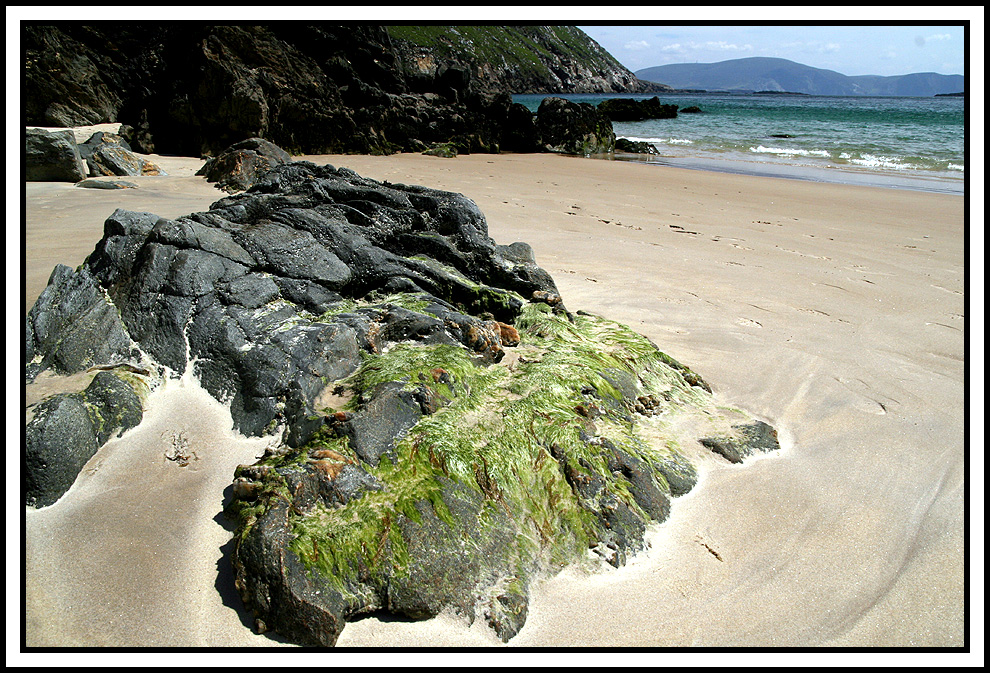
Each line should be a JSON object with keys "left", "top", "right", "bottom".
{"left": 24, "top": 395, "right": 98, "bottom": 508}
{"left": 27, "top": 162, "right": 561, "bottom": 444}
{"left": 232, "top": 500, "right": 350, "bottom": 646}
{"left": 385, "top": 480, "right": 517, "bottom": 619}
{"left": 501, "top": 102, "right": 540, "bottom": 153}
{"left": 25, "top": 128, "right": 87, "bottom": 182}
{"left": 536, "top": 97, "right": 615, "bottom": 155}
{"left": 197, "top": 138, "right": 293, "bottom": 192}
{"left": 654, "top": 453, "right": 698, "bottom": 496}
{"left": 700, "top": 421, "right": 781, "bottom": 464}
{"left": 230, "top": 473, "right": 518, "bottom": 646}
{"left": 78, "top": 131, "right": 165, "bottom": 177}
{"left": 598, "top": 97, "right": 678, "bottom": 122}
{"left": 75, "top": 178, "right": 139, "bottom": 189}
{"left": 614, "top": 138, "right": 660, "bottom": 155}
{"left": 24, "top": 160, "right": 773, "bottom": 647}
{"left": 339, "top": 382, "right": 431, "bottom": 466}
{"left": 25, "top": 370, "right": 145, "bottom": 507}
{"left": 606, "top": 444, "right": 671, "bottom": 522}
{"left": 25, "top": 264, "right": 139, "bottom": 380}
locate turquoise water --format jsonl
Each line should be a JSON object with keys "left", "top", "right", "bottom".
{"left": 513, "top": 93, "right": 965, "bottom": 193}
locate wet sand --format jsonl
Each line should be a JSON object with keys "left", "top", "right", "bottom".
{"left": 18, "top": 149, "right": 971, "bottom": 656}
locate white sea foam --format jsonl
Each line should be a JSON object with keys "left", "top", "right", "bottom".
{"left": 621, "top": 135, "right": 694, "bottom": 146}
{"left": 848, "top": 153, "right": 908, "bottom": 170}
{"left": 749, "top": 145, "right": 830, "bottom": 158}
{"left": 947, "top": 163, "right": 965, "bottom": 172}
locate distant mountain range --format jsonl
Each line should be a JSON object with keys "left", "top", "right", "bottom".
{"left": 636, "top": 57, "right": 964, "bottom": 97}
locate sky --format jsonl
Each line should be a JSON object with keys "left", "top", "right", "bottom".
{"left": 578, "top": 25, "right": 967, "bottom": 77}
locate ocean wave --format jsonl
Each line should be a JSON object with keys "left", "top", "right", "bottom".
{"left": 947, "top": 163, "right": 965, "bottom": 172}
{"left": 847, "top": 153, "right": 909, "bottom": 169}
{"left": 749, "top": 145, "right": 830, "bottom": 158}
{"left": 621, "top": 136, "right": 694, "bottom": 146}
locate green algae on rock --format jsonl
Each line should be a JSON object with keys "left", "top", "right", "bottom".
{"left": 22, "top": 160, "right": 780, "bottom": 645}
{"left": 225, "top": 301, "right": 776, "bottom": 644}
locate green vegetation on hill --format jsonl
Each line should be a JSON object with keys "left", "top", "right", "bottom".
{"left": 386, "top": 25, "right": 665, "bottom": 94}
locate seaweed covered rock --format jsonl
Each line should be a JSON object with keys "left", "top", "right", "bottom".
{"left": 24, "top": 160, "right": 780, "bottom": 644}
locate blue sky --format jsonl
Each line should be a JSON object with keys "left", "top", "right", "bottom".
{"left": 578, "top": 25, "right": 967, "bottom": 77}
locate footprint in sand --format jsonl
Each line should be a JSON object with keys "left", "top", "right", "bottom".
{"left": 736, "top": 318, "right": 762, "bottom": 328}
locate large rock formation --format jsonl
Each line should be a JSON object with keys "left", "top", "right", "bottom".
{"left": 536, "top": 97, "right": 615, "bottom": 155}
{"left": 23, "top": 25, "right": 658, "bottom": 158}
{"left": 24, "top": 161, "right": 780, "bottom": 644}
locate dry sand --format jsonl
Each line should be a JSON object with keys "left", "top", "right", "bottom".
{"left": 16, "top": 149, "right": 975, "bottom": 657}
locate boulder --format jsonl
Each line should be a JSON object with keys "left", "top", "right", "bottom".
{"left": 536, "top": 97, "right": 615, "bottom": 155}
{"left": 25, "top": 128, "right": 87, "bottom": 182}
{"left": 80, "top": 131, "right": 165, "bottom": 177}
{"left": 597, "top": 97, "right": 678, "bottom": 122}
{"left": 679, "top": 106, "right": 703, "bottom": 114}
{"left": 500, "top": 102, "right": 541, "bottom": 153}
{"left": 25, "top": 370, "right": 147, "bottom": 507}
{"left": 25, "top": 264, "right": 141, "bottom": 381}
{"left": 75, "top": 178, "right": 139, "bottom": 190}
{"left": 614, "top": 138, "right": 660, "bottom": 155}
{"left": 700, "top": 421, "right": 781, "bottom": 464}
{"left": 196, "top": 137, "right": 293, "bottom": 192}
{"left": 422, "top": 142, "right": 458, "bottom": 158}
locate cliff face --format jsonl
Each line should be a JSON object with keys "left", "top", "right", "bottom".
{"left": 23, "top": 24, "right": 663, "bottom": 157}
{"left": 386, "top": 26, "right": 669, "bottom": 94}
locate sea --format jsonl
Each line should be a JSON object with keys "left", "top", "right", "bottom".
{"left": 512, "top": 93, "right": 965, "bottom": 195}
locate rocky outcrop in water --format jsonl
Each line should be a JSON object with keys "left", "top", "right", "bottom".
{"left": 24, "top": 161, "right": 779, "bottom": 644}
{"left": 597, "top": 97, "right": 679, "bottom": 122}
{"left": 614, "top": 138, "right": 660, "bottom": 155}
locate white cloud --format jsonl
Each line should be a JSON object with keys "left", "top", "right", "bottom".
{"left": 691, "top": 41, "right": 753, "bottom": 52}
{"left": 660, "top": 43, "right": 684, "bottom": 53}
{"left": 926, "top": 33, "right": 953, "bottom": 41}
{"left": 776, "top": 40, "right": 840, "bottom": 54}
{"left": 624, "top": 40, "right": 650, "bottom": 51}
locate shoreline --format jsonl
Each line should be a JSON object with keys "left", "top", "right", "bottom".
{"left": 19, "top": 150, "right": 968, "bottom": 649}
{"left": 608, "top": 151, "right": 965, "bottom": 195}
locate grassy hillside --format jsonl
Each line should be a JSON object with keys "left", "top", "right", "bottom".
{"left": 387, "top": 25, "right": 664, "bottom": 93}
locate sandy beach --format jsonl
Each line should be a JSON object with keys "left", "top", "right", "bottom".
{"left": 18, "top": 148, "right": 972, "bottom": 655}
